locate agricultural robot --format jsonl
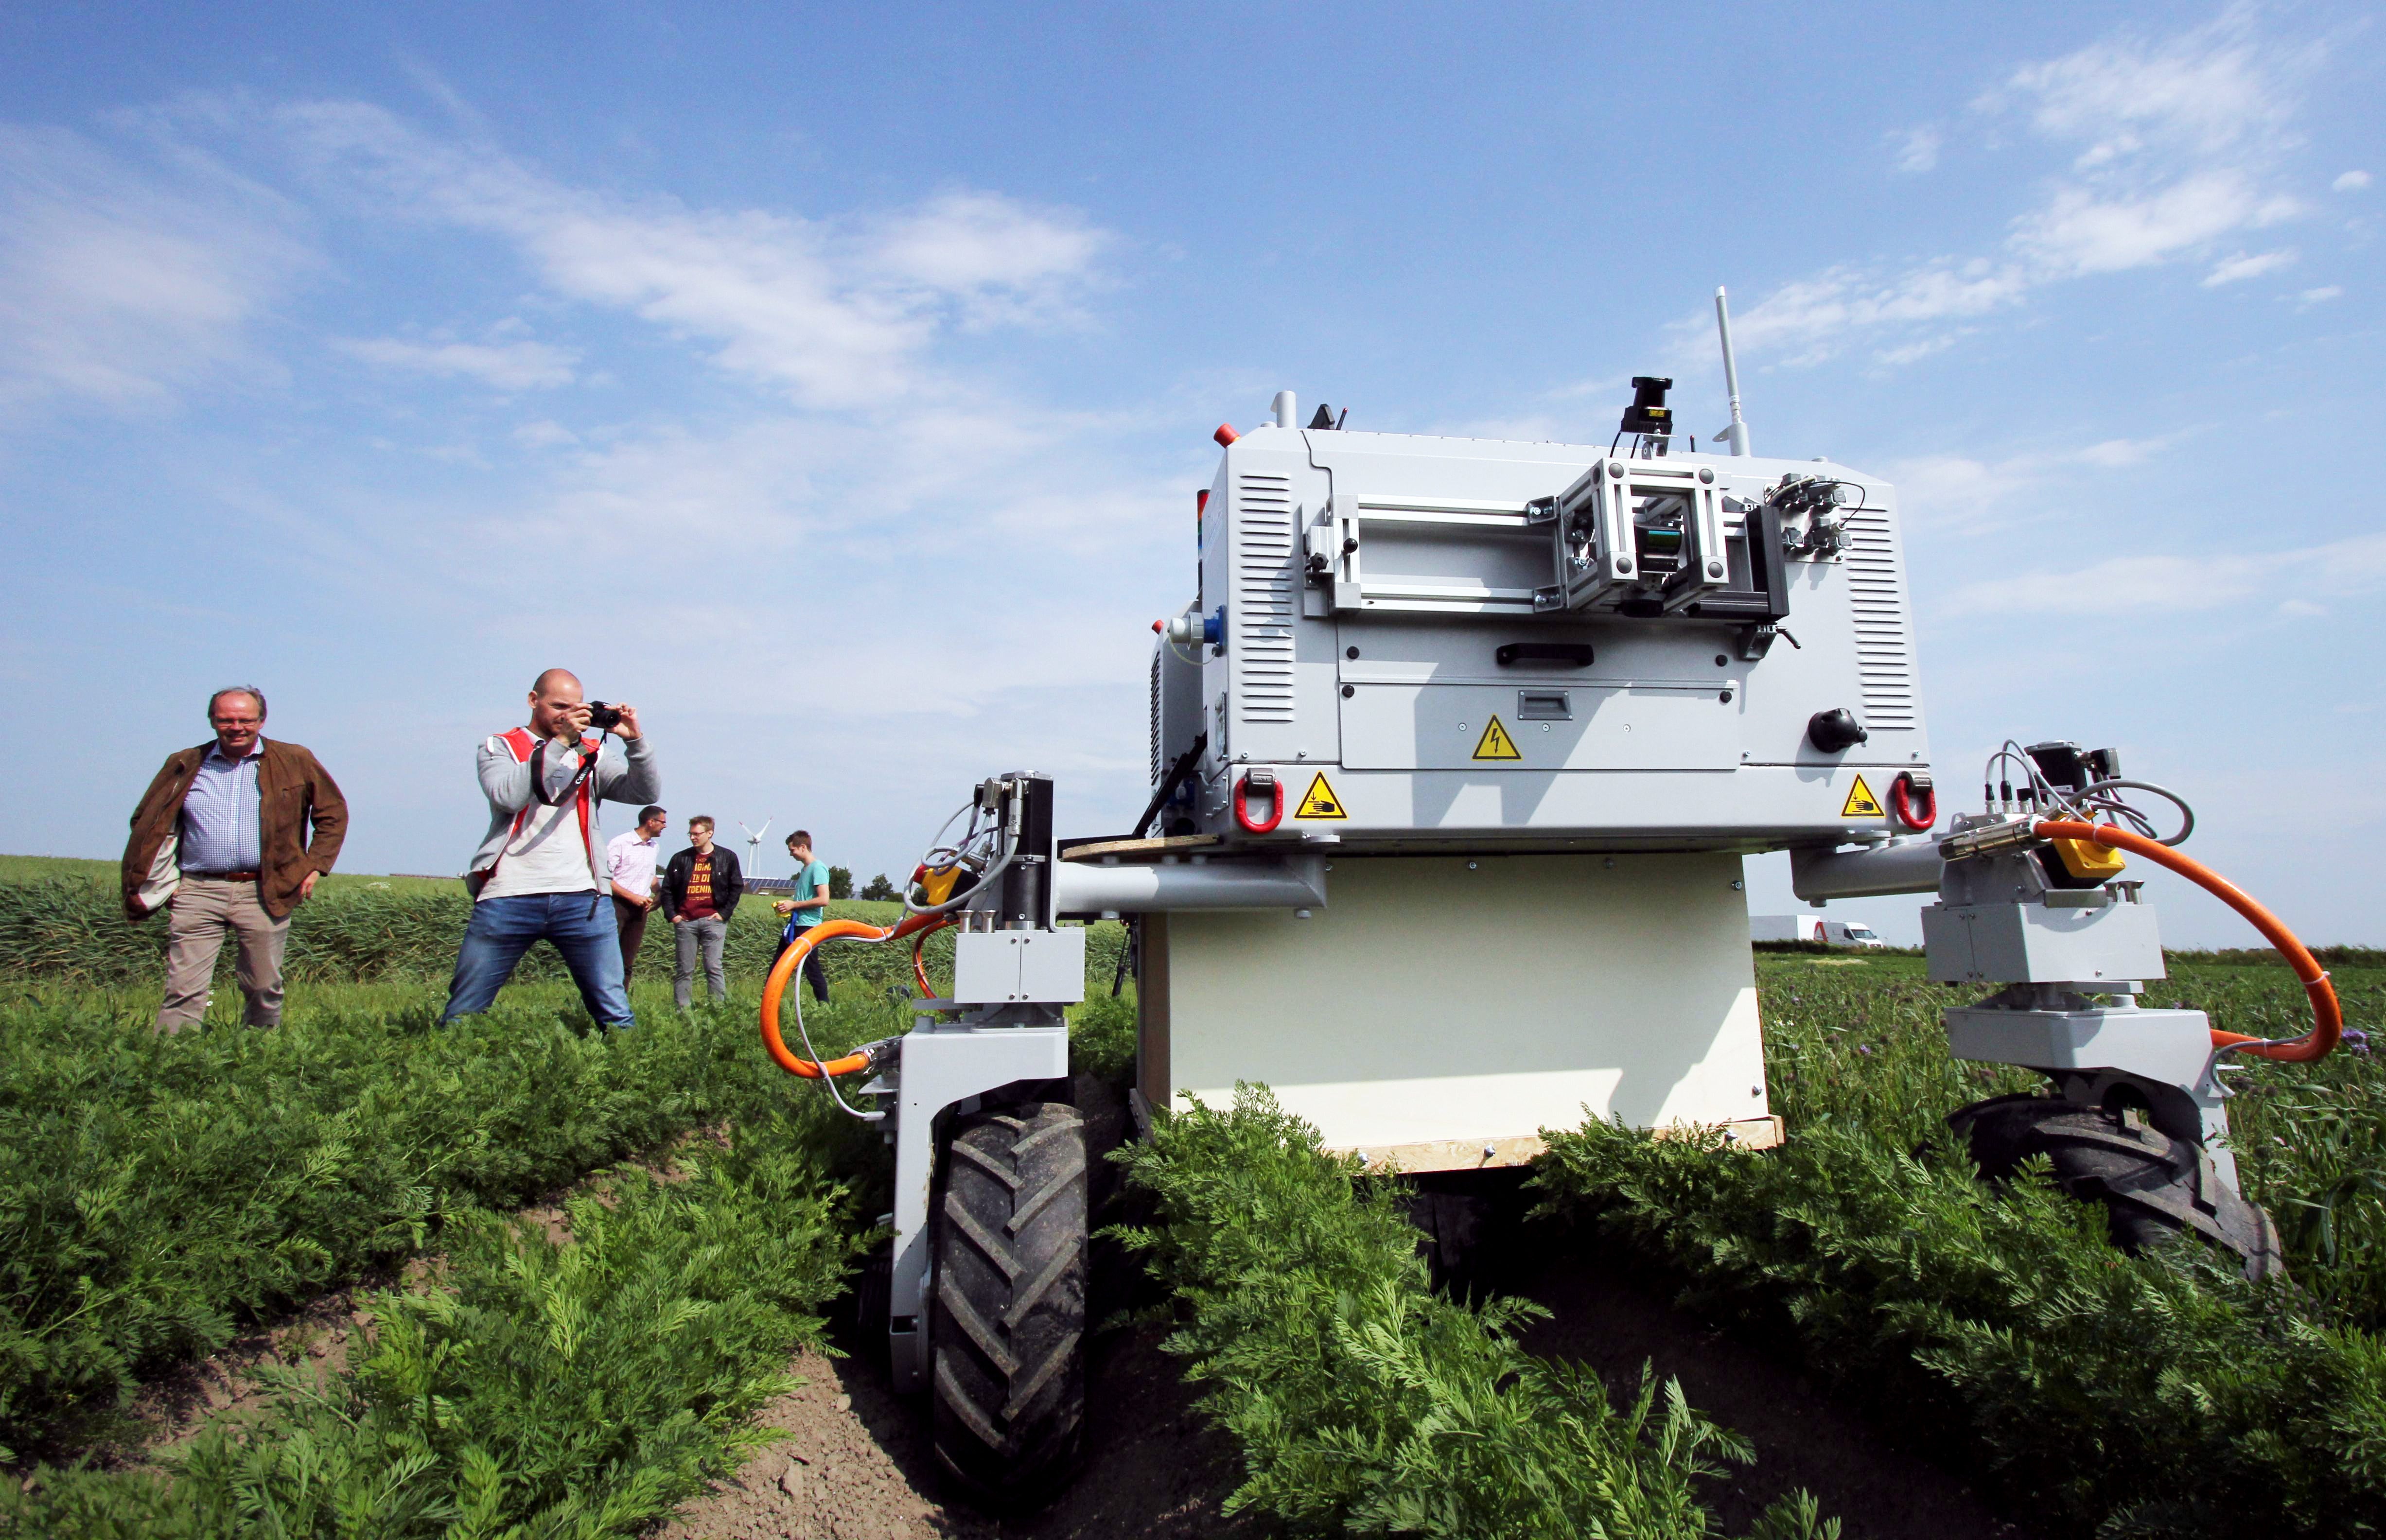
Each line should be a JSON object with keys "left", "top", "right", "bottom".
{"left": 758, "top": 290, "right": 2343, "bottom": 1505}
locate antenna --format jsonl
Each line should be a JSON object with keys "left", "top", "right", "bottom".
{"left": 738, "top": 817, "right": 772, "bottom": 883}
{"left": 1713, "top": 286, "right": 1752, "bottom": 457}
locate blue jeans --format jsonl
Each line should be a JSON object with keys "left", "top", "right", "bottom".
{"left": 443, "top": 891, "right": 634, "bottom": 1029}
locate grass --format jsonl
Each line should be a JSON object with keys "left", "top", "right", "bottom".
{"left": 1528, "top": 952, "right": 2386, "bottom": 1537}
{"left": 0, "top": 856, "right": 461, "bottom": 898}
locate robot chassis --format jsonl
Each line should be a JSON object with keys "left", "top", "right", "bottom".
{"left": 759, "top": 375, "right": 2343, "bottom": 1507}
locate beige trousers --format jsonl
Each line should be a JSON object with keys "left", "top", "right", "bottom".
{"left": 158, "top": 877, "right": 292, "bottom": 1033}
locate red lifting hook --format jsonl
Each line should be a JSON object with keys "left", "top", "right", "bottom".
{"left": 1890, "top": 772, "right": 1937, "bottom": 832}
{"left": 1233, "top": 770, "right": 1283, "bottom": 834}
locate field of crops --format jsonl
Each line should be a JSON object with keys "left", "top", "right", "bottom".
{"left": 1535, "top": 952, "right": 2386, "bottom": 1537}
{"left": 1, "top": 865, "right": 2381, "bottom": 1538}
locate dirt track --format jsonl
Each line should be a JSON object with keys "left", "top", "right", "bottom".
{"left": 659, "top": 1241, "right": 2040, "bottom": 1540}
{"left": 657, "top": 1323, "right": 1270, "bottom": 1540}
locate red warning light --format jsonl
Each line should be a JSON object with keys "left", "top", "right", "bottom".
{"left": 1213, "top": 424, "right": 1239, "bottom": 446}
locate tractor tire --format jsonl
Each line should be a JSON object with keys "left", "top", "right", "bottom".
{"left": 1947, "top": 1093, "right": 2286, "bottom": 1281}
{"left": 929, "top": 1101, "right": 1088, "bottom": 1508}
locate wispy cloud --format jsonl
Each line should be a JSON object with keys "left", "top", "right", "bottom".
{"left": 334, "top": 332, "right": 578, "bottom": 388}
{"left": 271, "top": 102, "right": 1107, "bottom": 408}
{"left": 1720, "top": 8, "right": 2322, "bottom": 367}
{"left": 2336, "top": 169, "right": 2372, "bottom": 191}
{"left": 1884, "top": 432, "right": 2191, "bottom": 530}
{"left": 1890, "top": 125, "right": 1941, "bottom": 174}
{"left": 2202, "top": 247, "right": 2296, "bottom": 286}
{"left": 1944, "top": 529, "right": 2386, "bottom": 615}
{"left": 0, "top": 123, "right": 311, "bottom": 413}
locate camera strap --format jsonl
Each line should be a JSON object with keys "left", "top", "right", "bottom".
{"left": 478, "top": 729, "right": 603, "bottom": 892}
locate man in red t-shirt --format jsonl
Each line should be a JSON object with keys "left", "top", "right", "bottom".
{"left": 663, "top": 815, "right": 743, "bottom": 1008}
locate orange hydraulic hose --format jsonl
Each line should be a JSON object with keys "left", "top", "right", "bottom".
{"left": 760, "top": 911, "right": 950, "bottom": 1078}
{"left": 912, "top": 932, "right": 935, "bottom": 998}
{"left": 2035, "top": 819, "right": 2342, "bottom": 1063}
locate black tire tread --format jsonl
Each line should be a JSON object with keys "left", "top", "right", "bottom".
{"left": 930, "top": 1100, "right": 1088, "bottom": 1507}
{"left": 1948, "top": 1095, "right": 2285, "bottom": 1280}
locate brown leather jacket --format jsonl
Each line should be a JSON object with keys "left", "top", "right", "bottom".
{"left": 121, "top": 739, "right": 349, "bottom": 921}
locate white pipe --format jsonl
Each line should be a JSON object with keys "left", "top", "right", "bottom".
{"left": 1790, "top": 839, "right": 1943, "bottom": 903}
{"left": 1054, "top": 852, "right": 1327, "bottom": 912}
{"left": 1715, "top": 287, "right": 1751, "bottom": 457}
{"left": 1273, "top": 390, "right": 1298, "bottom": 430}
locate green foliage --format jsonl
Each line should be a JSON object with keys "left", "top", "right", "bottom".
{"left": 0, "top": 981, "right": 870, "bottom": 1456}
{"left": 1114, "top": 1087, "right": 1836, "bottom": 1540}
{"left": 0, "top": 1110, "right": 856, "bottom": 1538}
{"left": 0, "top": 872, "right": 1125, "bottom": 1002}
{"left": 826, "top": 865, "right": 853, "bottom": 900}
{"left": 1529, "top": 957, "right": 2386, "bottom": 1537}
{"left": 1067, "top": 989, "right": 1138, "bottom": 1085}
{"left": 857, "top": 873, "right": 899, "bottom": 902}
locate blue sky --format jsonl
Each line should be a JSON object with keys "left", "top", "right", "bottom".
{"left": 1, "top": 2, "right": 2378, "bottom": 946}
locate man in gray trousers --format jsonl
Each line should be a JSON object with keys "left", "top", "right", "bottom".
{"left": 662, "top": 815, "right": 743, "bottom": 1009}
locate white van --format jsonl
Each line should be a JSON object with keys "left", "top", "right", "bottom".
{"left": 1751, "top": 914, "right": 1888, "bottom": 949}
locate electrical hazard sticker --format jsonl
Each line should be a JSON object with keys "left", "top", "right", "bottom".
{"left": 1840, "top": 775, "right": 1884, "bottom": 818}
{"left": 1472, "top": 716, "right": 1522, "bottom": 761}
{"left": 1295, "top": 772, "right": 1347, "bottom": 820}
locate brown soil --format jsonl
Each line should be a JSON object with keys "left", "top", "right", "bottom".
{"left": 660, "top": 1222, "right": 2046, "bottom": 1540}
{"left": 657, "top": 1323, "right": 1273, "bottom": 1540}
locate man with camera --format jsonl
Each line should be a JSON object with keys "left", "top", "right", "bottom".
{"left": 442, "top": 668, "right": 661, "bottom": 1030}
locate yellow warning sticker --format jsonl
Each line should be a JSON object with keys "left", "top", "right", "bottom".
{"left": 1295, "top": 772, "right": 1347, "bottom": 820}
{"left": 1840, "top": 774, "right": 1884, "bottom": 818}
{"left": 1472, "top": 716, "right": 1523, "bottom": 761}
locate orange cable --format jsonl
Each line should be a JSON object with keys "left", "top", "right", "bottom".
{"left": 2035, "top": 819, "right": 2341, "bottom": 1063}
{"left": 760, "top": 911, "right": 950, "bottom": 1078}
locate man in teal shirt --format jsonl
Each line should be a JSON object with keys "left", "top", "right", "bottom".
{"left": 771, "top": 830, "right": 833, "bottom": 1003}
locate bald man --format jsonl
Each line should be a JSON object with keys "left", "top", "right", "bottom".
{"left": 442, "top": 668, "right": 662, "bottom": 1030}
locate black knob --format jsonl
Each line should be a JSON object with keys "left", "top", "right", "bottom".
{"left": 1807, "top": 708, "right": 1868, "bottom": 753}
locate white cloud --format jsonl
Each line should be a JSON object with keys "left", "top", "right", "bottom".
{"left": 2333, "top": 169, "right": 2371, "bottom": 191}
{"left": 1891, "top": 125, "right": 1941, "bottom": 174}
{"left": 2070, "top": 436, "right": 2170, "bottom": 468}
{"left": 271, "top": 102, "right": 1107, "bottom": 409}
{"left": 1874, "top": 332, "right": 1967, "bottom": 367}
{"left": 1983, "top": 6, "right": 2307, "bottom": 167}
{"left": 2201, "top": 247, "right": 2297, "bottom": 286}
{"left": 512, "top": 419, "right": 579, "bottom": 448}
{"left": 2298, "top": 284, "right": 2343, "bottom": 305}
{"left": 1719, "top": 10, "right": 2321, "bottom": 367}
{"left": 2012, "top": 173, "right": 2297, "bottom": 278}
{"left": 334, "top": 333, "right": 577, "bottom": 388}
{"left": 1944, "top": 530, "right": 2386, "bottom": 615}
{"left": 1884, "top": 433, "right": 2187, "bottom": 528}
{"left": 0, "top": 123, "right": 311, "bottom": 412}
{"left": 1726, "top": 262, "right": 2026, "bottom": 362}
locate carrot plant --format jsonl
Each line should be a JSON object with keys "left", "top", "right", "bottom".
{"left": 0, "top": 872, "right": 1123, "bottom": 992}
{"left": 0, "top": 979, "right": 858, "bottom": 1458}
{"left": 1115, "top": 1086, "right": 1839, "bottom": 1540}
{"left": 1532, "top": 954, "right": 2386, "bottom": 1538}
{"left": 0, "top": 1105, "right": 858, "bottom": 1538}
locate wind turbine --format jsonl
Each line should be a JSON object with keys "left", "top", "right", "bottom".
{"left": 738, "top": 818, "right": 773, "bottom": 883}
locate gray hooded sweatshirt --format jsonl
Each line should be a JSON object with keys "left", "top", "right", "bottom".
{"left": 467, "top": 731, "right": 661, "bottom": 899}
